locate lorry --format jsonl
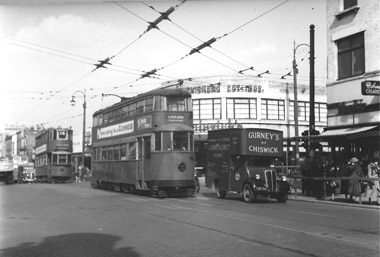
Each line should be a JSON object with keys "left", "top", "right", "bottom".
{"left": 205, "top": 128, "right": 290, "bottom": 203}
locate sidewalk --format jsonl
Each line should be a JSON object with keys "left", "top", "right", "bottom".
{"left": 288, "top": 190, "right": 380, "bottom": 209}
{"left": 198, "top": 177, "right": 380, "bottom": 209}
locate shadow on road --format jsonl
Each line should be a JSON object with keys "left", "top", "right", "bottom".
{"left": 0, "top": 233, "right": 141, "bottom": 257}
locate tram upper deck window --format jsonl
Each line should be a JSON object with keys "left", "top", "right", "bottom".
{"left": 114, "top": 109, "right": 121, "bottom": 121}
{"left": 108, "top": 111, "right": 115, "bottom": 123}
{"left": 154, "top": 96, "right": 165, "bottom": 111}
{"left": 145, "top": 97, "right": 153, "bottom": 112}
{"left": 121, "top": 106, "right": 128, "bottom": 119}
{"left": 104, "top": 112, "right": 109, "bottom": 124}
{"left": 136, "top": 100, "right": 145, "bottom": 115}
{"left": 129, "top": 103, "right": 136, "bottom": 117}
{"left": 93, "top": 114, "right": 102, "bottom": 126}
{"left": 57, "top": 130, "right": 68, "bottom": 140}
{"left": 168, "top": 97, "right": 185, "bottom": 111}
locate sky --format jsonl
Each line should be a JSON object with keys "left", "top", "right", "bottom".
{"left": 0, "top": 0, "right": 327, "bottom": 137}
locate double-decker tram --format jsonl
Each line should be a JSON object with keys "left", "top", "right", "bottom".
{"left": 91, "top": 87, "right": 196, "bottom": 197}
{"left": 35, "top": 128, "right": 73, "bottom": 183}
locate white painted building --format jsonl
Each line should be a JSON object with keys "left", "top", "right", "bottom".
{"left": 163, "top": 74, "right": 327, "bottom": 164}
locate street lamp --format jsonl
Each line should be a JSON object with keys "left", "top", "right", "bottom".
{"left": 71, "top": 89, "right": 86, "bottom": 172}
{"left": 292, "top": 41, "right": 309, "bottom": 166}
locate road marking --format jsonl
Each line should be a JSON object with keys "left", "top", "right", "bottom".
{"left": 291, "top": 210, "right": 346, "bottom": 219}
{"left": 171, "top": 198, "right": 212, "bottom": 207}
{"left": 207, "top": 211, "right": 378, "bottom": 249}
{"left": 154, "top": 204, "right": 179, "bottom": 210}
{"left": 169, "top": 205, "right": 195, "bottom": 211}
{"left": 123, "top": 197, "right": 150, "bottom": 202}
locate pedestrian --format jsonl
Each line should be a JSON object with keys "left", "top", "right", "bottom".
{"left": 347, "top": 157, "right": 364, "bottom": 203}
{"left": 365, "top": 158, "right": 380, "bottom": 205}
{"left": 340, "top": 160, "right": 351, "bottom": 200}
{"left": 300, "top": 157, "right": 312, "bottom": 196}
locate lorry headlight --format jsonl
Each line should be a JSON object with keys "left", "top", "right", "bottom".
{"left": 281, "top": 175, "right": 287, "bottom": 181}
{"left": 255, "top": 174, "right": 260, "bottom": 180}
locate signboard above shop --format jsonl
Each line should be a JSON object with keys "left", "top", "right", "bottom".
{"left": 361, "top": 80, "right": 380, "bottom": 95}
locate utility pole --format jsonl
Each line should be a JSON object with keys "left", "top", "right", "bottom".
{"left": 309, "top": 24, "right": 316, "bottom": 157}
{"left": 293, "top": 41, "right": 310, "bottom": 166}
{"left": 71, "top": 89, "right": 87, "bottom": 171}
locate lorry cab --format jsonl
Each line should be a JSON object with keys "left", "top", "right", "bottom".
{"left": 206, "top": 128, "right": 290, "bottom": 203}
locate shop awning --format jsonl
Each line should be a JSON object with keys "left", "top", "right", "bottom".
{"left": 319, "top": 125, "right": 378, "bottom": 137}
{"left": 291, "top": 125, "right": 378, "bottom": 141}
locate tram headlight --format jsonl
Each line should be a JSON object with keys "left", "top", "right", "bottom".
{"left": 178, "top": 162, "right": 186, "bottom": 172}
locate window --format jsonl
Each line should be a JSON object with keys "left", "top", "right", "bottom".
{"left": 121, "top": 106, "right": 128, "bottom": 119}
{"left": 145, "top": 97, "right": 154, "bottom": 112}
{"left": 173, "top": 132, "right": 189, "bottom": 151}
{"left": 315, "top": 103, "right": 327, "bottom": 123}
{"left": 344, "top": 0, "right": 357, "bottom": 10}
{"left": 107, "top": 146, "right": 114, "bottom": 160}
{"left": 58, "top": 154, "right": 68, "bottom": 164}
{"left": 129, "top": 103, "right": 136, "bottom": 117}
{"left": 93, "top": 114, "right": 103, "bottom": 126}
{"left": 193, "top": 99, "right": 221, "bottom": 120}
{"left": 136, "top": 100, "right": 145, "bottom": 115}
{"left": 144, "top": 137, "right": 151, "bottom": 159}
{"left": 227, "top": 98, "right": 257, "bottom": 119}
{"left": 114, "top": 109, "right": 121, "bottom": 121}
{"left": 261, "top": 99, "right": 285, "bottom": 120}
{"left": 120, "top": 144, "right": 127, "bottom": 160}
{"left": 289, "top": 101, "right": 327, "bottom": 122}
{"left": 154, "top": 96, "right": 165, "bottom": 111}
{"left": 337, "top": 32, "right": 364, "bottom": 79}
{"left": 114, "top": 145, "right": 120, "bottom": 160}
{"left": 163, "top": 132, "right": 172, "bottom": 151}
{"left": 127, "top": 142, "right": 136, "bottom": 160}
{"left": 57, "top": 130, "right": 68, "bottom": 140}
{"left": 154, "top": 132, "right": 162, "bottom": 151}
{"left": 102, "top": 147, "right": 107, "bottom": 160}
{"left": 167, "top": 97, "right": 185, "bottom": 111}
{"left": 108, "top": 111, "right": 115, "bottom": 123}
{"left": 103, "top": 112, "right": 109, "bottom": 124}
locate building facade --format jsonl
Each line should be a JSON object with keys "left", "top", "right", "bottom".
{"left": 325, "top": 0, "right": 380, "bottom": 162}
{"left": 163, "top": 74, "right": 327, "bottom": 165}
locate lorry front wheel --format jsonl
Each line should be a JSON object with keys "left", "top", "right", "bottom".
{"left": 215, "top": 182, "right": 226, "bottom": 199}
{"left": 242, "top": 183, "right": 255, "bottom": 203}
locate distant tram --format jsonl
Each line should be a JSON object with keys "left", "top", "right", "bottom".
{"left": 35, "top": 128, "right": 73, "bottom": 183}
{"left": 91, "top": 87, "right": 196, "bottom": 197}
